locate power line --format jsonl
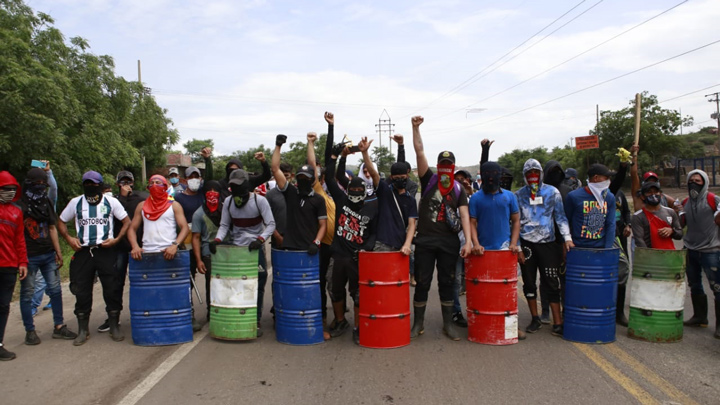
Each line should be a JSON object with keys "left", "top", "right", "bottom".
{"left": 401, "top": 0, "right": 592, "bottom": 118}
{"left": 426, "top": 38, "right": 720, "bottom": 136}
{"left": 659, "top": 83, "right": 720, "bottom": 103}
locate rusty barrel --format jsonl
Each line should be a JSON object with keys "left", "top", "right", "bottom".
{"left": 210, "top": 245, "right": 259, "bottom": 340}
{"left": 359, "top": 251, "right": 410, "bottom": 349}
{"left": 628, "top": 247, "right": 686, "bottom": 343}
{"left": 128, "top": 251, "right": 193, "bottom": 346}
{"left": 464, "top": 251, "right": 518, "bottom": 345}
{"left": 564, "top": 247, "right": 619, "bottom": 344}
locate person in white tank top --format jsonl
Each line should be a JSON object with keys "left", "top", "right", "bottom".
{"left": 127, "top": 175, "right": 190, "bottom": 261}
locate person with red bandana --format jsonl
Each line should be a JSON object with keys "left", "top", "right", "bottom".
{"left": 410, "top": 116, "right": 473, "bottom": 341}
{"left": 632, "top": 182, "right": 682, "bottom": 249}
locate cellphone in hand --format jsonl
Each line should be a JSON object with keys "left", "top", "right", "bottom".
{"left": 31, "top": 160, "right": 46, "bottom": 169}
{"left": 348, "top": 145, "right": 361, "bottom": 153}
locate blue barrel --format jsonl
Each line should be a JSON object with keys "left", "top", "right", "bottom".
{"left": 271, "top": 249, "right": 323, "bottom": 345}
{"left": 128, "top": 251, "right": 193, "bottom": 346}
{"left": 564, "top": 247, "right": 619, "bottom": 344}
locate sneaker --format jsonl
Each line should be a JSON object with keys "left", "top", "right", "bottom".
{"left": 256, "top": 323, "right": 263, "bottom": 338}
{"left": 329, "top": 318, "right": 350, "bottom": 338}
{"left": 0, "top": 346, "right": 16, "bottom": 361}
{"left": 43, "top": 302, "right": 52, "bottom": 311}
{"left": 353, "top": 327, "right": 360, "bottom": 345}
{"left": 517, "top": 329, "right": 527, "bottom": 341}
{"left": 192, "top": 317, "right": 202, "bottom": 332}
{"left": 452, "top": 311, "right": 468, "bottom": 328}
{"left": 25, "top": 330, "right": 41, "bottom": 345}
{"left": 52, "top": 325, "right": 78, "bottom": 340}
{"left": 31, "top": 308, "right": 38, "bottom": 318}
{"left": 551, "top": 324, "right": 564, "bottom": 337}
{"left": 98, "top": 319, "right": 110, "bottom": 333}
{"left": 540, "top": 310, "right": 551, "bottom": 325}
{"left": 526, "top": 317, "right": 543, "bottom": 333}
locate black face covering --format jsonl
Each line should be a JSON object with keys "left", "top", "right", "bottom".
{"left": 688, "top": 182, "right": 703, "bottom": 199}
{"left": 84, "top": 184, "right": 102, "bottom": 205}
{"left": 545, "top": 169, "right": 564, "bottom": 187}
{"left": 392, "top": 177, "right": 407, "bottom": 190}
{"left": 230, "top": 183, "right": 250, "bottom": 207}
{"left": 297, "top": 177, "right": 313, "bottom": 196}
{"left": 481, "top": 162, "right": 502, "bottom": 193}
{"left": 347, "top": 177, "right": 366, "bottom": 206}
{"left": 645, "top": 194, "right": 661, "bottom": 206}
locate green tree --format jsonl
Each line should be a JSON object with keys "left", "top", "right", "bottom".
{"left": 358, "top": 145, "right": 395, "bottom": 177}
{"left": 498, "top": 147, "right": 549, "bottom": 187}
{"left": 184, "top": 138, "right": 214, "bottom": 161}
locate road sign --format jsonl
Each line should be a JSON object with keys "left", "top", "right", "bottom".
{"left": 575, "top": 135, "right": 599, "bottom": 150}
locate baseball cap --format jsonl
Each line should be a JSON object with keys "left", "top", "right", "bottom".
{"left": 455, "top": 170, "right": 472, "bottom": 179}
{"left": 185, "top": 167, "right": 201, "bottom": 178}
{"left": 116, "top": 170, "right": 134, "bottom": 182}
{"left": 168, "top": 167, "right": 180, "bottom": 176}
{"left": 643, "top": 171, "right": 659, "bottom": 182}
{"left": 296, "top": 164, "right": 315, "bottom": 180}
{"left": 641, "top": 181, "right": 661, "bottom": 193}
{"left": 82, "top": 171, "right": 103, "bottom": 184}
{"left": 228, "top": 169, "right": 249, "bottom": 185}
{"left": 587, "top": 163, "right": 613, "bottom": 178}
{"left": 437, "top": 151, "right": 456, "bottom": 164}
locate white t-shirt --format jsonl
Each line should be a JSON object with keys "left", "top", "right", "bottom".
{"left": 60, "top": 195, "right": 128, "bottom": 247}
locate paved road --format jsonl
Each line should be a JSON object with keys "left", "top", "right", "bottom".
{"left": 2, "top": 266, "right": 719, "bottom": 405}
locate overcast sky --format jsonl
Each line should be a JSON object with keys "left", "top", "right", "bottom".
{"left": 27, "top": 0, "right": 720, "bottom": 166}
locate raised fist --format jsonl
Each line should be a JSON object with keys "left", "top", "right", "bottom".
{"left": 411, "top": 116, "right": 424, "bottom": 127}
{"left": 391, "top": 134, "right": 404, "bottom": 145}
{"left": 307, "top": 132, "right": 318, "bottom": 143}
{"left": 324, "top": 112, "right": 334, "bottom": 125}
{"left": 275, "top": 134, "right": 287, "bottom": 147}
{"left": 254, "top": 152, "right": 266, "bottom": 162}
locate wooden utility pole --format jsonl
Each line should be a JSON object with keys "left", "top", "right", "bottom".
{"left": 706, "top": 92, "right": 720, "bottom": 140}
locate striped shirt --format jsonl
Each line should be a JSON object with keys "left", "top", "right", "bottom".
{"left": 59, "top": 195, "right": 128, "bottom": 247}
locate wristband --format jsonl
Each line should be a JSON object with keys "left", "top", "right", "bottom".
{"left": 313, "top": 239, "right": 321, "bottom": 246}
{"left": 257, "top": 236, "right": 265, "bottom": 243}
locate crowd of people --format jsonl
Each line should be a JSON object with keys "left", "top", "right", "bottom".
{"left": 1, "top": 112, "right": 718, "bottom": 361}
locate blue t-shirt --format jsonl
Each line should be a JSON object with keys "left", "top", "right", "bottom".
{"left": 469, "top": 189, "right": 518, "bottom": 250}
{"left": 375, "top": 181, "right": 419, "bottom": 249}
{"left": 565, "top": 187, "right": 616, "bottom": 249}
{"left": 174, "top": 192, "right": 203, "bottom": 225}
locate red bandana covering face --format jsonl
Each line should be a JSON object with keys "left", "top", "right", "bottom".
{"left": 437, "top": 163, "right": 455, "bottom": 196}
{"left": 205, "top": 191, "right": 220, "bottom": 212}
{"left": 143, "top": 175, "right": 173, "bottom": 221}
{"left": 526, "top": 173, "right": 540, "bottom": 200}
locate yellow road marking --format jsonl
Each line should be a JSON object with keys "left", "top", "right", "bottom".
{"left": 572, "top": 343, "right": 658, "bottom": 405}
{"left": 605, "top": 344, "right": 699, "bottom": 405}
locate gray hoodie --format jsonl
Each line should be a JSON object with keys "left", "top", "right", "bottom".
{"left": 682, "top": 169, "right": 720, "bottom": 251}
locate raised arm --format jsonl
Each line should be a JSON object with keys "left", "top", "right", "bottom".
{"left": 480, "top": 139, "right": 494, "bottom": 166}
{"left": 392, "top": 135, "right": 405, "bottom": 163}
{"left": 336, "top": 152, "right": 350, "bottom": 190}
{"left": 324, "top": 134, "right": 346, "bottom": 202}
{"left": 307, "top": 132, "right": 318, "bottom": 170}
{"left": 249, "top": 152, "right": 271, "bottom": 189}
{"left": 323, "top": 112, "right": 334, "bottom": 166}
{"left": 358, "top": 137, "right": 379, "bottom": 188}
{"left": 200, "top": 147, "right": 213, "bottom": 182}
{"left": 272, "top": 135, "right": 288, "bottom": 190}
{"left": 412, "top": 116, "right": 429, "bottom": 178}
{"left": 629, "top": 145, "right": 644, "bottom": 210}
{"left": 609, "top": 162, "right": 627, "bottom": 195}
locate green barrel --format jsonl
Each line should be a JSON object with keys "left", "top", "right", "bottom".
{"left": 628, "top": 247, "right": 686, "bottom": 343}
{"left": 209, "top": 245, "right": 259, "bottom": 340}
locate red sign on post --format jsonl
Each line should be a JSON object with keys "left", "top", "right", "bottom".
{"left": 575, "top": 135, "right": 599, "bottom": 150}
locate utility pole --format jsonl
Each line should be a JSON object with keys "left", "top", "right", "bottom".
{"left": 706, "top": 92, "right": 720, "bottom": 140}
{"left": 138, "top": 60, "right": 147, "bottom": 184}
{"left": 375, "top": 109, "right": 395, "bottom": 155}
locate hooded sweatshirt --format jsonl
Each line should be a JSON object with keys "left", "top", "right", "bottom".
{"left": 514, "top": 159, "right": 571, "bottom": 244}
{"left": 0, "top": 171, "right": 28, "bottom": 270}
{"left": 682, "top": 169, "right": 720, "bottom": 251}
{"left": 358, "top": 162, "right": 377, "bottom": 196}
{"left": 219, "top": 158, "right": 272, "bottom": 201}
{"left": 543, "top": 160, "right": 572, "bottom": 201}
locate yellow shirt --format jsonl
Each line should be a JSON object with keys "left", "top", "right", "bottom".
{"left": 313, "top": 181, "right": 336, "bottom": 245}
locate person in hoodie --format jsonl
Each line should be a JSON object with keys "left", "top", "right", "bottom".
{"left": 18, "top": 168, "right": 77, "bottom": 346}
{"left": 516, "top": 159, "right": 573, "bottom": 337}
{"left": 218, "top": 154, "right": 272, "bottom": 201}
{"left": 563, "top": 168, "right": 582, "bottom": 191}
{"left": 391, "top": 134, "right": 420, "bottom": 198}
{"left": 0, "top": 171, "right": 28, "bottom": 360}
{"left": 676, "top": 169, "right": 720, "bottom": 338}
{"left": 324, "top": 129, "right": 379, "bottom": 345}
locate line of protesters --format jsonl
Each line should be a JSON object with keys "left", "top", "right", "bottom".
{"left": 1, "top": 113, "right": 718, "bottom": 360}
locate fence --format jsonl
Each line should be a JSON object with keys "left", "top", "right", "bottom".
{"left": 675, "top": 156, "right": 720, "bottom": 188}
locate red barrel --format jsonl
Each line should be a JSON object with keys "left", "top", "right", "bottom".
{"left": 358, "top": 251, "right": 410, "bottom": 349}
{"left": 465, "top": 251, "right": 518, "bottom": 345}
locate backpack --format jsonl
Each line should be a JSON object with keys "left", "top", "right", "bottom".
{"left": 682, "top": 192, "right": 717, "bottom": 211}
{"left": 422, "top": 174, "right": 463, "bottom": 233}
{"left": 422, "top": 174, "right": 462, "bottom": 201}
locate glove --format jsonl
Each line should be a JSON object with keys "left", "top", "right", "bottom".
{"left": 307, "top": 242, "right": 319, "bottom": 255}
{"left": 616, "top": 147, "right": 632, "bottom": 164}
{"left": 275, "top": 134, "right": 287, "bottom": 147}
{"left": 209, "top": 239, "right": 219, "bottom": 254}
{"left": 248, "top": 238, "right": 264, "bottom": 251}
{"left": 331, "top": 142, "right": 345, "bottom": 158}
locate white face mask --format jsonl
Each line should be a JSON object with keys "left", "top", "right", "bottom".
{"left": 103, "top": 192, "right": 113, "bottom": 198}
{"left": 588, "top": 180, "right": 610, "bottom": 204}
{"left": 187, "top": 178, "right": 202, "bottom": 192}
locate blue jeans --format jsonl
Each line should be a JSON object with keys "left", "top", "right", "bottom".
{"left": 686, "top": 249, "right": 720, "bottom": 300}
{"left": 31, "top": 271, "right": 48, "bottom": 309}
{"left": 20, "top": 252, "right": 64, "bottom": 331}
{"left": 453, "top": 257, "right": 465, "bottom": 313}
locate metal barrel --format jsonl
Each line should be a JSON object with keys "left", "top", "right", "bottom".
{"left": 358, "top": 251, "right": 411, "bottom": 349}
{"left": 628, "top": 247, "right": 686, "bottom": 343}
{"left": 128, "top": 251, "right": 193, "bottom": 346}
{"left": 209, "top": 245, "right": 259, "bottom": 340}
{"left": 563, "top": 247, "right": 619, "bottom": 344}
{"left": 271, "top": 249, "right": 323, "bottom": 345}
{"left": 465, "top": 251, "right": 518, "bottom": 345}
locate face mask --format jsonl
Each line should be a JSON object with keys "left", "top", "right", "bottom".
{"left": 499, "top": 175, "right": 513, "bottom": 191}
{"left": 545, "top": 170, "right": 563, "bottom": 186}
{"left": 392, "top": 177, "right": 408, "bottom": 190}
{"left": 187, "top": 179, "right": 202, "bottom": 192}
{"left": 481, "top": 163, "right": 501, "bottom": 193}
{"left": 25, "top": 183, "right": 48, "bottom": 201}
{"left": 476, "top": 175, "right": 481, "bottom": 181}
{"left": 297, "top": 177, "right": 313, "bottom": 196}
{"left": 689, "top": 182, "right": 703, "bottom": 199}
{"left": 645, "top": 194, "right": 661, "bottom": 206}
{"left": 169, "top": 177, "right": 179, "bottom": 185}
{"left": 0, "top": 189, "right": 16, "bottom": 204}
{"left": 103, "top": 192, "right": 113, "bottom": 198}
{"left": 148, "top": 184, "right": 168, "bottom": 201}
{"left": 84, "top": 184, "right": 102, "bottom": 205}
{"left": 525, "top": 173, "right": 540, "bottom": 199}
{"left": 205, "top": 191, "right": 220, "bottom": 212}
{"left": 588, "top": 180, "right": 611, "bottom": 204}
{"left": 437, "top": 163, "right": 455, "bottom": 195}
{"left": 348, "top": 191, "right": 365, "bottom": 204}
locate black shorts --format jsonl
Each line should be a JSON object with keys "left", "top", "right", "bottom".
{"left": 519, "top": 239, "right": 563, "bottom": 303}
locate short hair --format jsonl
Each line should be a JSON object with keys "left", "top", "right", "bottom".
{"left": 279, "top": 162, "right": 293, "bottom": 173}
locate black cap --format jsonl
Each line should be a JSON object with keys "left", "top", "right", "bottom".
{"left": 587, "top": 163, "right": 613, "bottom": 178}
{"left": 641, "top": 181, "right": 661, "bottom": 193}
{"left": 455, "top": 170, "right": 472, "bottom": 179}
{"left": 437, "top": 151, "right": 456, "bottom": 164}
{"left": 296, "top": 165, "right": 315, "bottom": 180}
{"left": 116, "top": 170, "right": 134, "bottom": 182}
{"left": 228, "top": 169, "right": 249, "bottom": 185}
{"left": 390, "top": 162, "right": 407, "bottom": 176}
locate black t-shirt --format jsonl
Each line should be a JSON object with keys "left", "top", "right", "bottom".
{"left": 21, "top": 200, "right": 58, "bottom": 257}
{"left": 375, "top": 181, "right": 418, "bottom": 249}
{"left": 280, "top": 183, "right": 328, "bottom": 250}
{"left": 417, "top": 170, "right": 468, "bottom": 238}
{"left": 266, "top": 187, "right": 287, "bottom": 235}
{"left": 175, "top": 192, "right": 203, "bottom": 225}
{"left": 115, "top": 191, "right": 147, "bottom": 252}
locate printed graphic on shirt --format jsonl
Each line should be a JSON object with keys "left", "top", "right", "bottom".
{"left": 428, "top": 189, "right": 452, "bottom": 224}
{"left": 336, "top": 206, "right": 370, "bottom": 244}
{"left": 24, "top": 217, "right": 49, "bottom": 240}
{"left": 581, "top": 200, "right": 608, "bottom": 239}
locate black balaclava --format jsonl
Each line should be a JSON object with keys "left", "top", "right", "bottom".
{"left": 499, "top": 167, "right": 514, "bottom": 191}
{"left": 390, "top": 162, "right": 408, "bottom": 190}
{"left": 225, "top": 158, "right": 244, "bottom": 180}
{"left": 481, "top": 162, "right": 502, "bottom": 193}
{"left": 23, "top": 168, "right": 51, "bottom": 221}
{"left": 296, "top": 176, "right": 313, "bottom": 196}
{"left": 230, "top": 182, "right": 250, "bottom": 207}
{"left": 347, "top": 177, "right": 366, "bottom": 207}
{"left": 84, "top": 182, "right": 103, "bottom": 205}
